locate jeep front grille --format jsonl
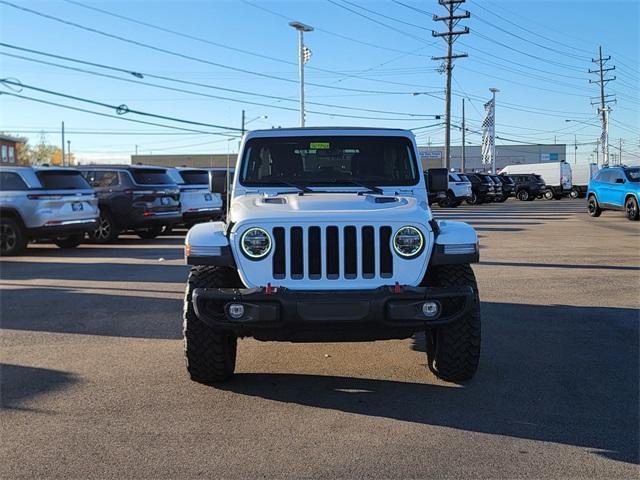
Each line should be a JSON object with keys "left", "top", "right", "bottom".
{"left": 271, "top": 225, "right": 393, "bottom": 281}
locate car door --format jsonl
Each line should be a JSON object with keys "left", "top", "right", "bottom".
{"left": 609, "top": 170, "right": 627, "bottom": 207}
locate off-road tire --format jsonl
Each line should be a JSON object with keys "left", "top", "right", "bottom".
{"left": 90, "top": 209, "right": 119, "bottom": 243}
{"left": 0, "top": 217, "right": 27, "bottom": 256}
{"left": 587, "top": 195, "right": 602, "bottom": 217}
{"left": 54, "top": 234, "right": 84, "bottom": 249}
{"left": 625, "top": 196, "right": 639, "bottom": 221}
{"left": 425, "top": 264, "right": 481, "bottom": 382}
{"left": 136, "top": 226, "right": 164, "bottom": 240}
{"left": 184, "top": 266, "right": 242, "bottom": 384}
{"left": 516, "top": 189, "right": 530, "bottom": 201}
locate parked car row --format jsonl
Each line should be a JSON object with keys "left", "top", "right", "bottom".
{"left": 425, "top": 169, "right": 550, "bottom": 206}
{"left": 0, "top": 165, "right": 231, "bottom": 255}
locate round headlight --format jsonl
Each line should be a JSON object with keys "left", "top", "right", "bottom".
{"left": 393, "top": 226, "right": 424, "bottom": 258}
{"left": 240, "top": 227, "right": 272, "bottom": 259}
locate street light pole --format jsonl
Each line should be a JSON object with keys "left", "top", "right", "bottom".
{"left": 289, "top": 21, "right": 313, "bottom": 127}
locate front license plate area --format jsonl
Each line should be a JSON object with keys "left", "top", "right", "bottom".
{"left": 71, "top": 202, "right": 83, "bottom": 211}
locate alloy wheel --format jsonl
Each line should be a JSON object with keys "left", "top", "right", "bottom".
{"left": 626, "top": 198, "right": 639, "bottom": 220}
{"left": 0, "top": 223, "right": 17, "bottom": 253}
{"left": 94, "top": 215, "right": 111, "bottom": 240}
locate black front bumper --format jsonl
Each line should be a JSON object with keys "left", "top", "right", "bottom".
{"left": 192, "top": 285, "right": 475, "bottom": 342}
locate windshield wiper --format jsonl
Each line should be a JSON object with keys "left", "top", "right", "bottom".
{"left": 320, "top": 179, "right": 385, "bottom": 195}
{"left": 267, "top": 180, "right": 313, "bottom": 195}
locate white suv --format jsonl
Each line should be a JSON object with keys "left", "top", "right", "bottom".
{"left": 183, "top": 128, "right": 481, "bottom": 384}
{"left": 0, "top": 166, "right": 99, "bottom": 255}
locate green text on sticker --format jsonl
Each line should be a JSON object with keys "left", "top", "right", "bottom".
{"left": 310, "top": 142, "right": 330, "bottom": 149}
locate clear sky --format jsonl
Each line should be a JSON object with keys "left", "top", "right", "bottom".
{"left": 1, "top": 0, "right": 638, "bottom": 164}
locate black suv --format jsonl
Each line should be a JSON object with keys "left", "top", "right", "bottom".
{"left": 79, "top": 165, "right": 181, "bottom": 242}
{"left": 491, "top": 174, "right": 515, "bottom": 202}
{"left": 465, "top": 173, "right": 495, "bottom": 204}
{"left": 504, "top": 173, "right": 548, "bottom": 201}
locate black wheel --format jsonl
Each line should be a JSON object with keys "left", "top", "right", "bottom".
{"left": 136, "top": 226, "right": 164, "bottom": 240}
{"left": 466, "top": 192, "right": 480, "bottom": 205}
{"left": 516, "top": 189, "right": 530, "bottom": 201}
{"left": 544, "top": 190, "right": 555, "bottom": 200}
{"left": 0, "top": 217, "right": 27, "bottom": 256}
{"left": 625, "top": 196, "right": 639, "bottom": 221}
{"left": 184, "top": 266, "right": 242, "bottom": 384}
{"left": 569, "top": 188, "right": 580, "bottom": 199}
{"left": 425, "top": 264, "right": 481, "bottom": 382}
{"left": 587, "top": 195, "right": 602, "bottom": 217}
{"left": 438, "top": 191, "right": 456, "bottom": 208}
{"left": 54, "top": 234, "right": 84, "bottom": 249}
{"left": 90, "top": 209, "right": 119, "bottom": 243}
{"left": 496, "top": 195, "right": 508, "bottom": 203}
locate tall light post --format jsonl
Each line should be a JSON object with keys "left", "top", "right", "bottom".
{"left": 489, "top": 88, "right": 499, "bottom": 173}
{"left": 289, "top": 21, "right": 313, "bottom": 127}
{"left": 564, "top": 118, "right": 601, "bottom": 165}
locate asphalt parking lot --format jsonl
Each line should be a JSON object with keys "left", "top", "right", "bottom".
{"left": 1, "top": 199, "right": 638, "bottom": 479}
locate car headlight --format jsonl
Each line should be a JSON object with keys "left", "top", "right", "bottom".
{"left": 393, "top": 226, "right": 424, "bottom": 258}
{"left": 240, "top": 227, "right": 272, "bottom": 259}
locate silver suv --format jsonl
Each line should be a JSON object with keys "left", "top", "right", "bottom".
{"left": 0, "top": 166, "right": 99, "bottom": 255}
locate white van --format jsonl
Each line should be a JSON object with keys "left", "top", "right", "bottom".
{"left": 500, "top": 162, "right": 572, "bottom": 200}
{"left": 569, "top": 163, "right": 599, "bottom": 198}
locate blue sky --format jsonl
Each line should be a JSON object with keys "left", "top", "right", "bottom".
{"left": 1, "top": 0, "right": 638, "bottom": 164}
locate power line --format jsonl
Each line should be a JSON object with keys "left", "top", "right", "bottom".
{"left": 0, "top": 92, "right": 240, "bottom": 135}
{"left": 0, "top": 1, "right": 434, "bottom": 96}
{"left": 0, "top": 79, "right": 243, "bottom": 132}
{"left": 0, "top": 44, "right": 442, "bottom": 119}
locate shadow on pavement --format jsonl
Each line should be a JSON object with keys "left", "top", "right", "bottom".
{"left": 0, "top": 287, "right": 182, "bottom": 339}
{"left": 219, "top": 302, "right": 639, "bottom": 465}
{"left": 480, "top": 260, "right": 640, "bottom": 271}
{"left": 0, "top": 363, "right": 79, "bottom": 410}
{"left": 14, "top": 246, "right": 183, "bottom": 261}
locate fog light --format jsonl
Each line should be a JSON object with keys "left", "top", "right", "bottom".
{"left": 228, "top": 303, "right": 245, "bottom": 319}
{"left": 422, "top": 301, "right": 439, "bottom": 318}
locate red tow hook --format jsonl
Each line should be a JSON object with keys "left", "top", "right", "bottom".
{"left": 265, "top": 282, "right": 273, "bottom": 295}
{"left": 394, "top": 281, "right": 402, "bottom": 294}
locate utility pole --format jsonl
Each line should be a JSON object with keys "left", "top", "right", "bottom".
{"left": 589, "top": 46, "right": 616, "bottom": 166}
{"left": 432, "top": 0, "right": 470, "bottom": 171}
{"left": 135, "top": 144, "right": 138, "bottom": 155}
{"left": 289, "top": 21, "right": 314, "bottom": 127}
{"left": 619, "top": 138, "right": 623, "bottom": 164}
{"left": 489, "top": 87, "right": 498, "bottom": 174}
{"left": 241, "top": 109, "right": 246, "bottom": 136}
{"left": 67, "top": 140, "right": 71, "bottom": 166}
{"left": 574, "top": 134, "right": 577, "bottom": 164}
{"left": 461, "top": 98, "right": 466, "bottom": 172}
{"left": 61, "top": 121, "right": 65, "bottom": 166}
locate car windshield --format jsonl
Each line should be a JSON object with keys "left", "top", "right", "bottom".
{"left": 239, "top": 136, "right": 419, "bottom": 188}
{"left": 624, "top": 168, "right": 640, "bottom": 182}
{"left": 131, "top": 168, "right": 174, "bottom": 185}
{"left": 35, "top": 170, "right": 91, "bottom": 190}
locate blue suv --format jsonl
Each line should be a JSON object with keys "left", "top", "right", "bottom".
{"left": 587, "top": 166, "right": 640, "bottom": 221}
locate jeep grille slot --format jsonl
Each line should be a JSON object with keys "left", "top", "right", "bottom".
{"left": 290, "top": 226, "right": 304, "bottom": 279}
{"left": 326, "top": 226, "right": 340, "bottom": 279}
{"left": 269, "top": 225, "right": 394, "bottom": 281}
{"left": 380, "top": 226, "right": 393, "bottom": 277}
{"left": 272, "top": 227, "right": 285, "bottom": 279}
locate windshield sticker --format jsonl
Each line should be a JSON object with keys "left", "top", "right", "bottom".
{"left": 310, "top": 142, "right": 330, "bottom": 149}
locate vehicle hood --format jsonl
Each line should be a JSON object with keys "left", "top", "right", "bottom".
{"left": 229, "top": 192, "right": 431, "bottom": 224}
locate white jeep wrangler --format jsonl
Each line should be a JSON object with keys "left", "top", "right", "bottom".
{"left": 184, "top": 127, "right": 481, "bottom": 383}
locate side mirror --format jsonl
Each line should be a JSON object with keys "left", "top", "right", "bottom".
{"left": 427, "top": 168, "right": 448, "bottom": 192}
{"left": 208, "top": 171, "right": 227, "bottom": 193}
{"left": 615, "top": 178, "right": 625, "bottom": 184}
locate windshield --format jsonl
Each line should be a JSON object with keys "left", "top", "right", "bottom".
{"left": 239, "top": 136, "right": 419, "bottom": 188}
{"left": 36, "top": 170, "right": 91, "bottom": 190}
{"left": 624, "top": 168, "right": 640, "bottom": 182}
{"left": 131, "top": 168, "right": 174, "bottom": 185}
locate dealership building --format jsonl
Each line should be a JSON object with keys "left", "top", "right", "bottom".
{"left": 419, "top": 144, "right": 567, "bottom": 171}
{"left": 131, "top": 143, "right": 567, "bottom": 173}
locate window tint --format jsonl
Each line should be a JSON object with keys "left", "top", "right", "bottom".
{"left": 624, "top": 168, "right": 640, "bottom": 182}
{"left": 35, "top": 170, "right": 91, "bottom": 189}
{"left": 611, "top": 170, "right": 625, "bottom": 183}
{"left": 0, "top": 171, "right": 28, "bottom": 190}
{"left": 131, "top": 168, "right": 174, "bottom": 185}
{"left": 179, "top": 170, "right": 209, "bottom": 185}
{"left": 596, "top": 170, "right": 612, "bottom": 183}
